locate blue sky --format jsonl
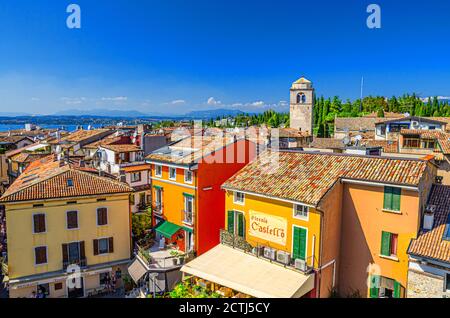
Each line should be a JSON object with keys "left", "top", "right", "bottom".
{"left": 1, "top": 0, "right": 450, "bottom": 115}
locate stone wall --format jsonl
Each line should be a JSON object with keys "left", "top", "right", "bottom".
{"left": 407, "top": 270, "right": 445, "bottom": 298}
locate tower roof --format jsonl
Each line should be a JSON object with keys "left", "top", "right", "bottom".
{"left": 293, "top": 77, "right": 311, "bottom": 84}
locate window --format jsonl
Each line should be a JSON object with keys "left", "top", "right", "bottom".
{"left": 155, "top": 165, "right": 162, "bottom": 177}
{"left": 403, "top": 137, "right": 420, "bottom": 148}
{"left": 154, "top": 187, "right": 163, "bottom": 213}
{"left": 183, "top": 195, "right": 194, "bottom": 224}
{"left": 292, "top": 226, "right": 307, "bottom": 261}
{"left": 100, "top": 272, "right": 110, "bottom": 286}
{"left": 131, "top": 172, "right": 141, "bottom": 183}
{"left": 446, "top": 274, "right": 450, "bottom": 292}
{"left": 66, "top": 211, "right": 78, "bottom": 229}
{"left": 33, "top": 214, "right": 46, "bottom": 233}
{"left": 67, "top": 179, "right": 74, "bottom": 187}
{"left": 380, "top": 231, "right": 398, "bottom": 258}
{"left": 422, "top": 140, "right": 436, "bottom": 149}
{"left": 97, "top": 208, "right": 108, "bottom": 226}
{"left": 233, "top": 192, "right": 245, "bottom": 205}
{"left": 93, "top": 237, "right": 114, "bottom": 255}
{"left": 443, "top": 214, "right": 450, "bottom": 241}
{"left": 98, "top": 238, "right": 109, "bottom": 254}
{"left": 370, "top": 276, "right": 402, "bottom": 298}
{"left": 62, "top": 241, "right": 86, "bottom": 267}
{"left": 296, "top": 93, "right": 306, "bottom": 104}
{"left": 54, "top": 283, "right": 63, "bottom": 291}
{"left": 184, "top": 170, "right": 193, "bottom": 183}
{"left": 34, "top": 246, "right": 47, "bottom": 265}
{"left": 383, "top": 186, "right": 401, "bottom": 212}
{"left": 389, "top": 123, "right": 409, "bottom": 133}
{"left": 293, "top": 204, "right": 309, "bottom": 219}
{"left": 227, "top": 211, "right": 245, "bottom": 238}
{"left": 169, "top": 167, "right": 176, "bottom": 180}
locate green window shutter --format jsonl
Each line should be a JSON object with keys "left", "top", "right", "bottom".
{"left": 237, "top": 213, "right": 244, "bottom": 237}
{"left": 393, "top": 281, "right": 402, "bottom": 298}
{"left": 227, "top": 211, "right": 234, "bottom": 234}
{"left": 383, "top": 186, "right": 393, "bottom": 210}
{"left": 392, "top": 187, "right": 401, "bottom": 211}
{"left": 293, "top": 227, "right": 307, "bottom": 260}
{"left": 369, "top": 275, "right": 380, "bottom": 298}
{"left": 380, "top": 231, "right": 391, "bottom": 256}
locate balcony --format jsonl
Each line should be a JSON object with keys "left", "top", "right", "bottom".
{"left": 63, "top": 258, "right": 87, "bottom": 270}
{"left": 135, "top": 243, "right": 194, "bottom": 271}
{"left": 182, "top": 210, "right": 193, "bottom": 225}
{"left": 153, "top": 203, "right": 163, "bottom": 215}
{"left": 219, "top": 229, "right": 314, "bottom": 274}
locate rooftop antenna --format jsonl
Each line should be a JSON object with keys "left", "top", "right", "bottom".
{"left": 360, "top": 76, "right": 364, "bottom": 112}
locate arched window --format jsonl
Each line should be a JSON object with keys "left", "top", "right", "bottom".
{"left": 297, "top": 93, "right": 306, "bottom": 104}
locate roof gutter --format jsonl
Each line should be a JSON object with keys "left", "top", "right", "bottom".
{"left": 221, "top": 186, "right": 316, "bottom": 209}
{"left": 340, "top": 178, "right": 419, "bottom": 191}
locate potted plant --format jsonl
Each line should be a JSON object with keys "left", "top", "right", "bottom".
{"left": 170, "top": 249, "right": 182, "bottom": 265}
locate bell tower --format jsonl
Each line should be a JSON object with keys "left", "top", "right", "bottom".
{"left": 289, "top": 76, "right": 314, "bottom": 134}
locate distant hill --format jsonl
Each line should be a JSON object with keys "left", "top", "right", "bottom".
{"left": 184, "top": 108, "right": 246, "bottom": 119}
{"left": 53, "top": 108, "right": 152, "bottom": 118}
{"left": 0, "top": 111, "right": 33, "bottom": 117}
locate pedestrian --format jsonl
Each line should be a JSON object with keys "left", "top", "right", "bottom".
{"left": 105, "top": 273, "right": 111, "bottom": 293}
{"left": 111, "top": 273, "right": 117, "bottom": 293}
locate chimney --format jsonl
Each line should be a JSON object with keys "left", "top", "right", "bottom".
{"left": 423, "top": 205, "right": 436, "bottom": 231}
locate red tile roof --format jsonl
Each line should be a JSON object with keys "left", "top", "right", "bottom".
{"left": 101, "top": 144, "right": 141, "bottom": 153}
{"left": 408, "top": 185, "right": 450, "bottom": 263}
{"left": 222, "top": 150, "right": 429, "bottom": 206}
{"left": 361, "top": 140, "right": 399, "bottom": 153}
{"left": 0, "top": 155, "right": 132, "bottom": 203}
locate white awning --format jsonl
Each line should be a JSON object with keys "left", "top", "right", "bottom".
{"left": 127, "top": 257, "right": 149, "bottom": 283}
{"left": 181, "top": 244, "right": 315, "bottom": 298}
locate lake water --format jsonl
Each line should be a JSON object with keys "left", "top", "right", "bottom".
{"left": 0, "top": 124, "right": 104, "bottom": 132}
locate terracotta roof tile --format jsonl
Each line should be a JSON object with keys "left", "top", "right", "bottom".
{"left": 101, "top": 144, "right": 142, "bottom": 152}
{"left": 0, "top": 155, "right": 132, "bottom": 203}
{"left": 222, "top": 150, "right": 428, "bottom": 206}
{"left": 408, "top": 185, "right": 450, "bottom": 263}
{"left": 361, "top": 140, "right": 399, "bottom": 153}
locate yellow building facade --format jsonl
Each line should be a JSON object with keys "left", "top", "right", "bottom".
{"left": 1, "top": 156, "right": 133, "bottom": 298}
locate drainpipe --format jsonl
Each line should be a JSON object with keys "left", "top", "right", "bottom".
{"left": 316, "top": 206, "right": 325, "bottom": 298}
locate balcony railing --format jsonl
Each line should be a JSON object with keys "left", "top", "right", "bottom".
{"left": 182, "top": 210, "right": 193, "bottom": 225}
{"left": 219, "top": 229, "right": 253, "bottom": 252}
{"left": 134, "top": 243, "right": 195, "bottom": 270}
{"left": 153, "top": 203, "right": 163, "bottom": 214}
{"left": 63, "top": 258, "right": 87, "bottom": 270}
{"left": 219, "top": 229, "right": 314, "bottom": 274}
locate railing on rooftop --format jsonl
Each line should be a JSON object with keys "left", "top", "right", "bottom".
{"left": 63, "top": 258, "right": 87, "bottom": 271}
{"left": 134, "top": 243, "right": 195, "bottom": 269}
{"left": 219, "top": 229, "right": 315, "bottom": 274}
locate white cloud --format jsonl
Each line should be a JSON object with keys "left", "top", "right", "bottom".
{"left": 60, "top": 97, "right": 86, "bottom": 105}
{"left": 207, "top": 97, "right": 222, "bottom": 106}
{"left": 170, "top": 99, "right": 186, "bottom": 105}
{"left": 101, "top": 96, "right": 128, "bottom": 101}
{"left": 250, "top": 101, "right": 265, "bottom": 107}
{"left": 30, "top": 97, "right": 40, "bottom": 101}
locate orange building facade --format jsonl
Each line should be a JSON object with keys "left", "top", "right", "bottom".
{"left": 146, "top": 137, "right": 256, "bottom": 256}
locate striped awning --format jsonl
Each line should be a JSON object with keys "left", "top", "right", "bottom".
{"left": 127, "top": 258, "right": 148, "bottom": 283}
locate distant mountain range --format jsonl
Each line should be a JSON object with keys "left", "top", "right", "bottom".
{"left": 53, "top": 108, "right": 153, "bottom": 118}
{"left": 50, "top": 108, "right": 248, "bottom": 119}
{"left": 183, "top": 108, "right": 246, "bottom": 119}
